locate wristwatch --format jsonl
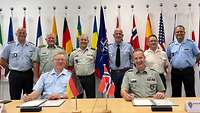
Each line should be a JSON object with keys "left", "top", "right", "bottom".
{"left": 60, "top": 95, "right": 64, "bottom": 99}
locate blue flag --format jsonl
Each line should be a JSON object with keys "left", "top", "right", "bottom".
{"left": 36, "top": 16, "right": 43, "bottom": 47}
{"left": 95, "top": 6, "right": 109, "bottom": 79}
{"left": 76, "top": 16, "right": 82, "bottom": 48}
{"left": 8, "top": 17, "right": 14, "bottom": 42}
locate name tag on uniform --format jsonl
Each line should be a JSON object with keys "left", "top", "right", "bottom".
{"left": 130, "top": 79, "right": 137, "bottom": 83}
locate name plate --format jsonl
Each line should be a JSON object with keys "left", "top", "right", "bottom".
{"left": 186, "top": 101, "right": 200, "bottom": 113}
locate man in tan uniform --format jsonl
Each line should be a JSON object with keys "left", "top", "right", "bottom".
{"left": 69, "top": 34, "right": 96, "bottom": 98}
{"left": 121, "top": 48, "right": 165, "bottom": 101}
{"left": 32, "top": 33, "right": 67, "bottom": 79}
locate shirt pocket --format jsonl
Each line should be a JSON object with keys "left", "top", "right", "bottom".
{"left": 40, "top": 53, "right": 48, "bottom": 61}
{"left": 44, "top": 79, "right": 53, "bottom": 89}
{"left": 10, "top": 51, "right": 19, "bottom": 59}
{"left": 147, "top": 81, "right": 157, "bottom": 91}
{"left": 129, "top": 82, "right": 137, "bottom": 90}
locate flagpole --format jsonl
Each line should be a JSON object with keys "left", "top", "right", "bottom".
{"left": 102, "top": 95, "right": 111, "bottom": 113}
{"left": 72, "top": 96, "right": 81, "bottom": 113}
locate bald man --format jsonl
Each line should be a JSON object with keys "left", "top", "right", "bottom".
{"left": 108, "top": 28, "right": 133, "bottom": 98}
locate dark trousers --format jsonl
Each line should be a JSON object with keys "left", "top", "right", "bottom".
{"left": 111, "top": 68, "right": 129, "bottom": 98}
{"left": 77, "top": 73, "right": 95, "bottom": 98}
{"left": 9, "top": 69, "right": 33, "bottom": 99}
{"left": 171, "top": 67, "right": 195, "bottom": 97}
{"left": 159, "top": 73, "right": 167, "bottom": 89}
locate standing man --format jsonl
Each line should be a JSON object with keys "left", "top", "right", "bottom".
{"left": 69, "top": 34, "right": 96, "bottom": 98}
{"left": 121, "top": 49, "right": 165, "bottom": 101}
{"left": 167, "top": 25, "right": 200, "bottom": 97}
{"left": 144, "top": 35, "right": 170, "bottom": 89}
{"left": 0, "top": 28, "right": 35, "bottom": 99}
{"left": 32, "top": 33, "right": 67, "bottom": 78}
{"left": 108, "top": 28, "right": 133, "bottom": 98}
{"left": 23, "top": 52, "right": 71, "bottom": 101}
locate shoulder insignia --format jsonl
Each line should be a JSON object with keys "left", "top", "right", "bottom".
{"left": 38, "top": 45, "right": 46, "bottom": 48}
{"left": 186, "top": 39, "right": 193, "bottom": 42}
{"left": 72, "top": 48, "right": 77, "bottom": 51}
{"left": 168, "top": 41, "right": 175, "bottom": 45}
{"left": 91, "top": 48, "right": 96, "bottom": 50}
{"left": 7, "top": 41, "right": 15, "bottom": 44}
{"left": 56, "top": 45, "right": 63, "bottom": 49}
{"left": 127, "top": 69, "right": 134, "bottom": 72}
{"left": 28, "top": 42, "right": 35, "bottom": 45}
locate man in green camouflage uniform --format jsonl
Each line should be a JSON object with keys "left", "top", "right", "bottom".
{"left": 32, "top": 33, "right": 67, "bottom": 79}
{"left": 121, "top": 48, "right": 165, "bottom": 101}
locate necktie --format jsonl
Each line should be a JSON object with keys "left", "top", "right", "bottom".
{"left": 115, "top": 44, "right": 121, "bottom": 67}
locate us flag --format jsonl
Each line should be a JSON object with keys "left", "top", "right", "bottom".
{"left": 158, "top": 12, "right": 165, "bottom": 51}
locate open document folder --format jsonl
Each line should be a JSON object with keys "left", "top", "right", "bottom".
{"left": 17, "top": 99, "right": 65, "bottom": 107}
{"left": 132, "top": 99, "right": 177, "bottom": 106}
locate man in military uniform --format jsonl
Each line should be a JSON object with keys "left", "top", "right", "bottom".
{"left": 32, "top": 33, "right": 67, "bottom": 79}
{"left": 108, "top": 28, "right": 133, "bottom": 98}
{"left": 0, "top": 28, "right": 35, "bottom": 99}
{"left": 69, "top": 34, "right": 96, "bottom": 98}
{"left": 121, "top": 49, "right": 165, "bottom": 101}
{"left": 23, "top": 52, "right": 71, "bottom": 102}
{"left": 144, "top": 35, "right": 170, "bottom": 89}
{"left": 167, "top": 25, "right": 200, "bottom": 97}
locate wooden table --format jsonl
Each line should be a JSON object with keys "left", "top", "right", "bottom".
{"left": 4, "top": 97, "right": 200, "bottom": 113}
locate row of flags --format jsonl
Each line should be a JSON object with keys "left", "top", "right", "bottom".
{"left": 0, "top": 10, "right": 198, "bottom": 52}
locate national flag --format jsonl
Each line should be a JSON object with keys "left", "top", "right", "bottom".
{"left": 62, "top": 17, "right": 73, "bottom": 55}
{"left": 95, "top": 6, "right": 110, "bottom": 79}
{"left": 91, "top": 16, "right": 98, "bottom": 49}
{"left": 8, "top": 17, "right": 14, "bottom": 42}
{"left": 130, "top": 14, "right": 140, "bottom": 49}
{"left": 172, "top": 14, "right": 177, "bottom": 41}
{"left": 23, "top": 16, "right": 26, "bottom": 29}
{"left": 198, "top": 16, "right": 200, "bottom": 49}
{"left": 189, "top": 11, "right": 195, "bottom": 41}
{"left": 66, "top": 72, "right": 83, "bottom": 99}
{"left": 158, "top": 11, "right": 166, "bottom": 51}
{"left": 76, "top": 16, "right": 82, "bottom": 48}
{"left": 36, "top": 16, "right": 43, "bottom": 47}
{"left": 144, "top": 14, "right": 153, "bottom": 50}
{"left": 116, "top": 9, "right": 121, "bottom": 28}
{"left": 52, "top": 16, "right": 59, "bottom": 46}
{"left": 98, "top": 65, "right": 115, "bottom": 96}
{"left": 0, "top": 21, "right": 3, "bottom": 46}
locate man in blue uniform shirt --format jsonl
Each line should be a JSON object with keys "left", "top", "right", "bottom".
{"left": 22, "top": 52, "right": 71, "bottom": 101}
{"left": 108, "top": 28, "right": 133, "bottom": 98}
{"left": 0, "top": 28, "right": 35, "bottom": 99}
{"left": 167, "top": 25, "right": 200, "bottom": 97}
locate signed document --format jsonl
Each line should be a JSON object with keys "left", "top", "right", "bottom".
{"left": 132, "top": 99, "right": 176, "bottom": 106}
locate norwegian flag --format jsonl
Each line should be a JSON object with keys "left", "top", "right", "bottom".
{"left": 130, "top": 14, "right": 140, "bottom": 49}
{"left": 98, "top": 64, "right": 115, "bottom": 96}
{"left": 158, "top": 12, "right": 166, "bottom": 51}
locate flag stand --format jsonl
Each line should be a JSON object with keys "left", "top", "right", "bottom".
{"left": 72, "top": 96, "right": 81, "bottom": 113}
{"left": 102, "top": 95, "right": 111, "bottom": 113}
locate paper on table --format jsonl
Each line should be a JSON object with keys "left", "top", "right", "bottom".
{"left": 132, "top": 99, "right": 176, "bottom": 106}
{"left": 40, "top": 99, "right": 65, "bottom": 107}
{"left": 18, "top": 100, "right": 47, "bottom": 107}
{"left": 133, "top": 99, "right": 154, "bottom": 106}
{"left": 153, "top": 99, "right": 176, "bottom": 106}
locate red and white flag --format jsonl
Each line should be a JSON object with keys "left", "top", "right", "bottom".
{"left": 130, "top": 14, "right": 140, "bottom": 49}
{"left": 98, "top": 65, "right": 115, "bottom": 96}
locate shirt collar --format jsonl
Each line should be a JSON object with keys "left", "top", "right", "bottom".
{"left": 135, "top": 66, "right": 148, "bottom": 74}
{"left": 114, "top": 41, "right": 123, "bottom": 47}
{"left": 16, "top": 41, "right": 28, "bottom": 46}
{"left": 147, "top": 48, "right": 162, "bottom": 53}
{"left": 49, "top": 68, "right": 70, "bottom": 77}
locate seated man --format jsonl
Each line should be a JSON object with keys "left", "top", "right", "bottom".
{"left": 22, "top": 52, "right": 71, "bottom": 102}
{"left": 121, "top": 48, "right": 165, "bottom": 101}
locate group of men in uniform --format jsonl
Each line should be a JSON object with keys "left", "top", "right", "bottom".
{"left": 0, "top": 24, "right": 199, "bottom": 100}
